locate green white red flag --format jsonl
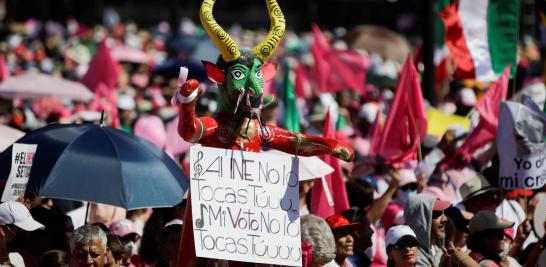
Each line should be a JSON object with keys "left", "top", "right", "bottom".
{"left": 438, "top": 0, "right": 520, "bottom": 82}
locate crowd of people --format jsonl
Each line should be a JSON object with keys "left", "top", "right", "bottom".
{"left": 0, "top": 5, "right": 545, "bottom": 267}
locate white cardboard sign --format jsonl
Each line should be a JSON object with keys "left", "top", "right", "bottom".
{"left": 2, "top": 143, "right": 37, "bottom": 202}
{"left": 498, "top": 100, "right": 546, "bottom": 189}
{"left": 190, "top": 146, "right": 301, "bottom": 266}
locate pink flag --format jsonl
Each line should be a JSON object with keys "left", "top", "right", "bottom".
{"left": 310, "top": 24, "right": 369, "bottom": 96}
{"left": 81, "top": 40, "right": 121, "bottom": 92}
{"left": 82, "top": 40, "right": 122, "bottom": 128}
{"left": 310, "top": 110, "right": 350, "bottom": 218}
{"left": 0, "top": 54, "right": 10, "bottom": 82}
{"left": 311, "top": 24, "right": 330, "bottom": 92}
{"left": 88, "top": 82, "right": 121, "bottom": 128}
{"left": 369, "top": 103, "right": 384, "bottom": 154}
{"left": 446, "top": 66, "right": 510, "bottom": 164}
{"left": 373, "top": 57, "right": 428, "bottom": 165}
{"left": 295, "top": 63, "right": 313, "bottom": 99}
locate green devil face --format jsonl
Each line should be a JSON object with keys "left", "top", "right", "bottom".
{"left": 226, "top": 58, "right": 264, "bottom": 97}
{"left": 202, "top": 51, "right": 277, "bottom": 115}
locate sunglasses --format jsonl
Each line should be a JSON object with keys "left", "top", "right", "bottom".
{"left": 432, "top": 210, "right": 444, "bottom": 219}
{"left": 392, "top": 238, "right": 418, "bottom": 250}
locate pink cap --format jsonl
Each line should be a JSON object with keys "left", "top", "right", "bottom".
{"left": 109, "top": 219, "right": 137, "bottom": 237}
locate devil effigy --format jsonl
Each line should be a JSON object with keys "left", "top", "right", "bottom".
{"left": 174, "top": 0, "right": 354, "bottom": 265}
{"left": 174, "top": 0, "right": 354, "bottom": 161}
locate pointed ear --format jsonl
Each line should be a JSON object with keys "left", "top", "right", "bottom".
{"left": 202, "top": 60, "right": 225, "bottom": 84}
{"left": 261, "top": 63, "right": 277, "bottom": 82}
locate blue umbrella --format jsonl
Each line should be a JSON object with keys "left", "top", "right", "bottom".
{"left": 0, "top": 123, "right": 188, "bottom": 210}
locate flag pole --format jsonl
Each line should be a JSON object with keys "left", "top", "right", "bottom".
{"left": 417, "top": 134, "right": 423, "bottom": 163}
{"left": 422, "top": 0, "right": 437, "bottom": 106}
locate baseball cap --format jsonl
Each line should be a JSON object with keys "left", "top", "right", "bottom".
{"left": 386, "top": 225, "right": 417, "bottom": 246}
{"left": 433, "top": 199, "right": 452, "bottom": 211}
{"left": 469, "top": 211, "right": 514, "bottom": 234}
{"left": 459, "top": 175, "right": 499, "bottom": 203}
{"left": 325, "top": 214, "right": 360, "bottom": 230}
{"left": 399, "top": 169, "right": 417, "bottom": 187}
{"left": 0, "top": 201, "right": 45, "bottom": 231}
{"left": 109, "top": 219, "right": 138, "bottom": 237}
{"left": 506, "top": 189, "right": 533, "bottom": 200}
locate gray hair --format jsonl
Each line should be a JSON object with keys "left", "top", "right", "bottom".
{"left": 300, "top": 214, "right": 336, "bottom": 265}
{"left": 70, "top": 225, "right": 107, "bottom": 252}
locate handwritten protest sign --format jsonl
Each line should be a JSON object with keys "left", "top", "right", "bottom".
{"left": 498, "top": 100, "right": 546, "bottom": 189}
{"left": 190, "top": 146, "right": 301, "bottom": 266}
{"left": 2, "top": 143, "right": 37, "bottom": 202}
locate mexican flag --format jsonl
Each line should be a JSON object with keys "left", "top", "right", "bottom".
{"left": 438, "top": 0, "right": 520, "bottom": 82}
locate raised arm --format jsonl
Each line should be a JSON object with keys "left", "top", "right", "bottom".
{"left": 261, "top": 124, "right": 354, "bottom": 162}
{"left": 175, "top": 79, "right": 218, "bottom": 144}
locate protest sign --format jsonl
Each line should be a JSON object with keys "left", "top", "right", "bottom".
{"left": 190, "top": 146, "right": 301, "bottom": 266}
{"left": 2, "top": 143, "right": 37, "bottom": 202}
{"left": 498, "top": 99, "right": 546, "bottom": 189}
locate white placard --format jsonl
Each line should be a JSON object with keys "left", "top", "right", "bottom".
{"left": 2, "top": 143, "right": 37, "bottom": 202}
{"left": 498, "top": 100, "right": 546, "bottom": 189}
{"left": 190, "top": 146, "right": 301, "bottom": 266}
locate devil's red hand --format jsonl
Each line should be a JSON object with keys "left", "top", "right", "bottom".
{"left": 174, "top": 79, "right": 202, "bottom": 105}
{"left": 333, "top": 143, "right": 355, "bottom": 162}
{"left": 180, "top": 79, "right": 200, "bottom": 97}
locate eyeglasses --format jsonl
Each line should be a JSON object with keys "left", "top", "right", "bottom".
{"left": 392, "top": 238, "right": 418, "bottom": 250}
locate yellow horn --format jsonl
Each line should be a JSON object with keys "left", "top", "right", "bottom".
{"left": 252, "top": 0, "right": 286, "bottom": 62}
{"left": 200, "top": 0, "right": 240, "bottom": 62}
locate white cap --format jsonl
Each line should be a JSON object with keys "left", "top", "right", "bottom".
{"left": 386, "top": 225, "right": 417, "bottom": 246}
{"left": 398, "top": 169, "right": 417, "bottom": 187}
{"left": 0, "top": 201, "right": 44, "bottom": 231}
{"left": 117, "top": 95, "right": 136, "bottom": 111}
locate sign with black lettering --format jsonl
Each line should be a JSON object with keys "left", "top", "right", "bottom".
{"left": 498, "top": 100, "right": 546, "bottom": 189}
{"left": 190, "top": 146, "right": 301, "bottom": 266}
{"left": 2, "top": 143, "right": 37, "bottom": 202}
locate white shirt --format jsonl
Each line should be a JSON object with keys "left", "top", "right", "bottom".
{"left": 324, "top": 259, "right": 353, "bottom": 267}
{"left": 8, "top": 252, "right": 24, "bottom": 267}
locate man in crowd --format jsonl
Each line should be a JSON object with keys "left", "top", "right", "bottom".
{"left": 404, "top": 194, "right": 450, "bottom": 267}
{"left": 459, "top": 175, "right": 525, "bottom": 234}
{"left": 70, "top": 225, "right": 108, "bottom": 267}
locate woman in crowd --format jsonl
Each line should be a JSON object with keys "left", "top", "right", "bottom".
{"left": 385, "top": 225, "right": 419, "bottom": 267}
{"left": 325, "top": 213, "right": 361, "bottom": 267}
